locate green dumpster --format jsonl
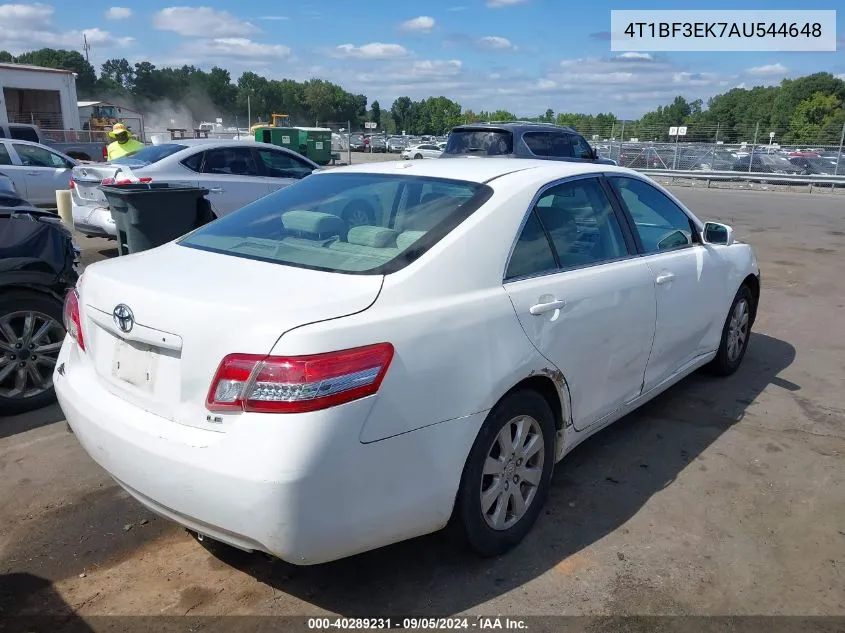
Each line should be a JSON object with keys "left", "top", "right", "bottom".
{"left": 257, "top": 126, "right": 333, "bottom": 165}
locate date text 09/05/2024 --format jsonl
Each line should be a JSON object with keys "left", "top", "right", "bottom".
{"left": 624, "top": 22, "right": 823, "bottom": 39}
{"left": 307, "top": 617, "right": 529, "bottom": 630}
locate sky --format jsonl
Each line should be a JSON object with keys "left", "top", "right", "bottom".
{"left": 0, "top": 1, "right": 843, "bottom": 118}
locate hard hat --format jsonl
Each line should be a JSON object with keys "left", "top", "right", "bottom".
{"left": 108, "top": 123, "right": 130, "bottom": 138}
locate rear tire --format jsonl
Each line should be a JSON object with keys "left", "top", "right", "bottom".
{"left": 456, "top": 389, "right": 555, "bottom": 557}
{"left": 0, "top": 290, "right": 66, "bottom": 416}
{"left": 707, "top": 284, "right": 753, "bottom": 376}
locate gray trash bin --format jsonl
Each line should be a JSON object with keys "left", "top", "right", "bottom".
{"left": 99, "top": 183, "right": 213, "bottom": 255}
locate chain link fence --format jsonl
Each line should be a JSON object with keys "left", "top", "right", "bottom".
{"left": 579, "top": 122, "right": 845, "bottom": 175}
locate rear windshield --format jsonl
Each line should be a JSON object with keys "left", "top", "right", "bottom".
{"left": 179, "top": 172, "right": 492, "bottom": 275}
{"left": 110, "top": 143, "right": 187, "bottom": 166}
{"left": 444, "top": 130, "right": 513, "bottom": 155}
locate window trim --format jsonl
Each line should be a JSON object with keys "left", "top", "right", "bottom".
{"left": 606, "top": 174, "right": 703, "bottom": 257}
{"left": 502, "top": 174, "right": 639, "bottom": 284}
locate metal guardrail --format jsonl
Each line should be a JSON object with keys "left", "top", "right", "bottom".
{"left": 637, "top": 169, "right": 845, "bottom": 191}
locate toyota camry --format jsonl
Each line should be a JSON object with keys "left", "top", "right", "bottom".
{"left": 54, "top": 158, "right": 760, "bottom": 565}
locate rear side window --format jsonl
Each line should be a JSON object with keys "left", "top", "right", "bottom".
{"left": 181, "top": 151, "right": 204, "bottom": 172}
{"left": 111, "top": 143, "right": 187, "bottom": 166}
{"left": 524, "top": 132, "right": 594, "bottom": 159}
{"left": 505, "top": 211, "right": 557, "bottom": 280}
{"left": 0, "top": 145, "right": 11, "bottom": 166}
{"left": 444, "top": 130, "right": 513, "bottom": 155}
{"left": 9, "top": 126, "right": 39, "bottom": 142}
{"left": 179, "top": 173, "right": 492, "bottom": 275}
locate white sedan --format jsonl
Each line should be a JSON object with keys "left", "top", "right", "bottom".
{"left": 70, "top": 139, "right": 319, "bottom": 238}
{"left": 0, "top": 139, "right": 77, "bottom": 206}
{"left": 402, "top": 143, "right": 444, "bottom": 160}
{"left": 55, "top": 158, "right": 761, "bottom": 564}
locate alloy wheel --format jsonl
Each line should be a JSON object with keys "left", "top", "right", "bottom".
{"left": 0, "top": 310, "right": 65, "bottom": 401}
{"left": 480, "top": 415, "right": 545, "bottom": 531}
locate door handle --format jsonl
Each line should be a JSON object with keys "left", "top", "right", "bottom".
{"left": 655, "top": 272, "right": 675, "bottom": 285}
{"left": 529, "top": 299, "right": 566, "bottom": 315}
{"left": 209, "top": 187, "right": 224, "bottom": 194}
{"left": 26, "top": 172, "right": 42, "bottom": 176}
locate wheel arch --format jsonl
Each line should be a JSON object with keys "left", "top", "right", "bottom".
{"left": 495, "top": 369, "right": 572, "bottom": 462}
{"left": 742, "top": 273, "right": 760, "bottom": 326}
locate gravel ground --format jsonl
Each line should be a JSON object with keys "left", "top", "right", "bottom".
{"left": 1, "top": 187, "right": 843, "bottom": 624}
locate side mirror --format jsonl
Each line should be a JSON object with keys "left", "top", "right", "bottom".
{"left": 703, "top": 222, "right": 734, "bottom": 246}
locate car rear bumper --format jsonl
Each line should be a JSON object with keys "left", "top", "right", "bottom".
{"left": 54, "top": 341, "right": 480, "bottom": 564}
{"left": 71, "top": 202, "right": 117, "bottom": 237}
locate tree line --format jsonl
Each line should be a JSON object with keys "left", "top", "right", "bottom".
{"left": 2, "top": 48, "right": 844, "bottom": 143}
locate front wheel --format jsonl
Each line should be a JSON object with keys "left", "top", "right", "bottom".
{"left": 455, "top": 389, "right": 556, "bottom": 557}
{"left": 414, "top": 154, "right": 423, "bottom": 160}
{"left": 708, "top": 284, "right": 754, "bottom": 376}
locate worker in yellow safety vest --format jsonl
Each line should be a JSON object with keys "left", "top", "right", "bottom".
{"left": 106, "top": 123, "right": 145, "bottom": 161}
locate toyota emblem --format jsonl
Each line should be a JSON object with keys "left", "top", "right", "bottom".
{"left": 113, "top": 304, "right": 134, "bottom": 333}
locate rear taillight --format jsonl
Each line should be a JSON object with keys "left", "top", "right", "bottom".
{"left": 62, "top": 288, "right": 85, "bottom": 351}
{"left": 206, "top": 343, "right": 394, "bottom": 414}
{"left": 100, "top": 177, "right": 152, "bottom": 186}
{"left": 69, "top": 179, "right": 75, "bottom": 189}
{"left": 102, "top": 146, "right": 108, "bottom": 160}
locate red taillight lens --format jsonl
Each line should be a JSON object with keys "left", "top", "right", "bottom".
{"left": 102, "top": 146, "right": 108, "bottom": 160}
{"left": 206, "top": 343, "right": 395, "bottom": 414}
{"left": 62, "top": 288, "right": 85, "bottom": 351}
{"left": 69, "top": 179, "right": 75, "bottom": 189}
{"left": 100, "top": 177, "right": 152, "bottom": 186}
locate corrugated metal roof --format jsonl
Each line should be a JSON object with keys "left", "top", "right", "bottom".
{"left": 0, "top": 62, "right": 76, "bottom": 75}
{"left": 77, "top": 100, "right": 103, "bottom": 107}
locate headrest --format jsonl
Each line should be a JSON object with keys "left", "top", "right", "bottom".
{"left": 347, "top": 226, "right": 398, "bottom": 248}
{"left": 281, "top": 210, "right": 345, "bottom": 236}
{"left": 396, "top": 230, "right": 426, "bottom": 251}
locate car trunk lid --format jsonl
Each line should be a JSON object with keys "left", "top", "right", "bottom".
{"left": 78, "top": 243, "right": 384, "bottom": 432}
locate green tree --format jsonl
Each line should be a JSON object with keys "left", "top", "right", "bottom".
{"left": 370, "top": 100, "right": 381, "bottom": 127}
{"left": 0, "top": 50, "right": 14, "bottom": 63}
{"left": 15, "top": 48, "right": 97, "bottom": 96}
{"left": 391, "top": 96, "right": 413, "bottom": 132}
{"left": 789, "top": 92, "right": 845, "bottom": 143}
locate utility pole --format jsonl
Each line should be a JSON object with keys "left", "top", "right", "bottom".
{"left": 748, "top": 122, "right": 759, "bottom": 173}
{"left": 247, "top": 94, "right": 251, "bottom": 129}
{"left": 835, "top": 122, "right": 845, "bottom": 176}
{"left": 347, "top": 120, "right": 351, "bottom": 165}
{"left": 83, "top": 34, "right": 90, "bottom": 63}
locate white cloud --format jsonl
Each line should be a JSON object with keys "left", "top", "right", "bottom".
{"left": 476, "top": 36, "right": 517, "bottom": 51}
{"left": 105, "top": 7, "right": 132, "bottom": 20}
{"left": 332, "top": 43, "right": 409, "bottom": 60}
{"left": 836, "top": 73, "right": 845, "bottom": 81}
{"left": 188, "top": 38, "right": 291, "bottom": 61}
{"left": 0, "top": 2, "right": 53, "bottom": 30}
{"left": 0, "top": 6, "right": 134, "bottom": 56}
{"left": 258, "top": 15, "right": 289, "bottom": 20}
{"left": 400, "top": 16, "right": 435, "bottom": 33}
{"left": 152, "top": 7, "right": 259, "bottom": 38}
{"left": 746, "top": 63, "right": 787, "bottom": 76}
{"left": 486, "top": 0, "right": 529, "bottom": 6}
{"left": 616, "top": 52, "right": 653, "bottom": 60}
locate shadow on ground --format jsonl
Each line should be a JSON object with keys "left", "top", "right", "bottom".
{"left": 198, "top": 333, "right": 796, "bottom": 615}
{"left": 0, "top": 572, "right": 93, "bottom": 632}
{"left": 0, "top": 403, "right": 65, "bottom": 440}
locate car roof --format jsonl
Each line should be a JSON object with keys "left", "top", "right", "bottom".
{"left": 451, "top": 122, "right": 580, "bottom": 135}
{"left": 323, "top": 157, "right": 634, "bottom": 184}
